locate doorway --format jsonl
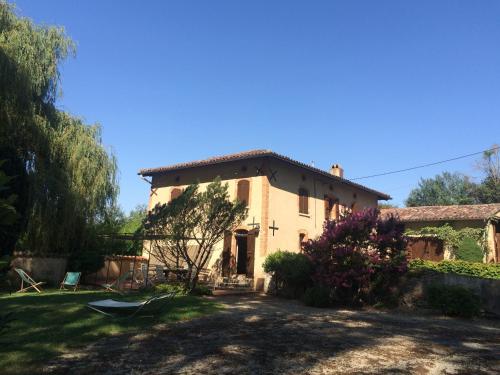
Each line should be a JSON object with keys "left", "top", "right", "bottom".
{"left": 234, "top": 230, "right": 255, "bottom": 277}
{"left": 236, "top": 231, "right": 248, "bottom": 274}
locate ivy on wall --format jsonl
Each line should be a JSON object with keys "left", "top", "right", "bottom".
{"left": 405, "top": 224, "right": 486, "bottom": 261}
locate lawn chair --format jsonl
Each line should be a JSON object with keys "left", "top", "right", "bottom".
{"left": 14, "top": 268, "right": 45, "bottom": 293}
{"left": 87, "top": 292, "right": 177, "bottom": 318}
{"left": 60, "top": 272, "right": 81, "bottom": 291}
{"left": 101, "top": 271, "right": 131, "bottom": 293}
{"left": 151, "top": 265, "right": 167, "bottom": 285}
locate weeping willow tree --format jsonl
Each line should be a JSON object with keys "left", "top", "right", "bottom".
{"left": 0, "top": 2, "right": 118, "bottom": 255}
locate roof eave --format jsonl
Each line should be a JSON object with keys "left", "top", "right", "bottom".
{"left": 138, "top": 151, "right": 391, "bottom": 200}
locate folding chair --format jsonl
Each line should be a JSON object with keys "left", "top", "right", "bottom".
{"left": 60, "top": 272, "right": 81, "bottom": 291}
{"left": 101, "top": 271, "right": 131, "bottom": 293}
{"left": 14, "top": 268, "right": 45, "bottom": 293}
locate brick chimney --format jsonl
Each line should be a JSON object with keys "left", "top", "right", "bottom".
{"left": 330, "top": 164, "right": 344, "bottom": 178}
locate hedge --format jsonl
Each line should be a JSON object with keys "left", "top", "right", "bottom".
{"left": 409, "top": 259, "right": 500, "bottom": 280}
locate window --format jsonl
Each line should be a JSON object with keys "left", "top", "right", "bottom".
{"left": 299, "top": 233, "right": 306, "bottom": 251}
{"left": 237, "top": 180, "right": 250, "bottom": 206}
{"left": 324, "top": 196, "right": 333, "bottom": 220}
{"left": 324, "top": 195, "right": 339, "bottom": 220}
{"left": 298, "top": 188, "right": 309, "bottom": 214}
{"left": 170, "top": 188, "right": 182, "bottom": 201}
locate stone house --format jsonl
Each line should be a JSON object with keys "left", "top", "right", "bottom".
{"left": 380, "top": 204, "right": 500, "bottom": 263}
{"left": 139, "top": 149, "right": 390, "bottom": 290}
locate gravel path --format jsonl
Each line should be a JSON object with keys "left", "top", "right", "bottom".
{"left": 45, "top": 294, "right": 500, "bottom": 374}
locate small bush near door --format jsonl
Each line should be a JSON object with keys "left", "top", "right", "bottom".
{"left": 426, "top": 283, "right": 481, "bottom": 318}
{"left": 263, "top": 250, "right": 313, "bottom": 297}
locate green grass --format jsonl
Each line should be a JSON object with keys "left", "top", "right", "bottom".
{"left": 0, "top": 289, "right": 222, "bottom": 375}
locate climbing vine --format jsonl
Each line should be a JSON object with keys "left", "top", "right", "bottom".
{"left": 405, "top": 224, "right": 486, "bottom": 258}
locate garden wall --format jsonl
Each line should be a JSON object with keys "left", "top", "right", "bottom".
{"left": 401, "top": 272, "right": 500, "bottom": 316}
{"left": 10, "top": 256, "right": 67, "bottom": 286}
{"left": 85, "top": 255, "right": 148, "bottom": 285}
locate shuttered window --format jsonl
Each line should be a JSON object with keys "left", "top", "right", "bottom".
{"left": 170, "top": 188, "right": 182, "bottom": 201}
{"left": 324, "top": 196, "right": 334, "bottom": 220}
{"left": 333, "top": 200, "right": 340, "bottom": 220}
{"left": 237, "top": 180, "right": 250, "bottom": 206}
{"left": 298, "top": 188, "right": 309, "bottom": 214}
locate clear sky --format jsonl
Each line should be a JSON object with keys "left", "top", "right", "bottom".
{"left": 12, "top": 1, "right": 500, "bottom": 211}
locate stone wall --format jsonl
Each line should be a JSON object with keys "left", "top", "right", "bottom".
{"left": 10, "top": 256, "right": 68, "bottom": 286}
{"left": 401, "top": 271, "right": 500, "bottom": 316}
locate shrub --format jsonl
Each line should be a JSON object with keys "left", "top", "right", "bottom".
{"left": 154, "top": 283, "right": 187, "bottom": 296}
{"left": 263, "top": 250, "right": 313, "bottom": 296}
{"left": 455, "top": 237, "right": 483, "bottom": 262}
{"left": 303, "top": 208, "right": 408, "bottom": 306}
{"left": 67, "top": 250, "right": 104, "bottom": 275}
{"left": 426, "top": 283, "right": 481, "bottom": 318}
{"left": 302, "top": 286, "right": 331, "bottom": 308}
{"left": 190, "top": 284, "right": 213, "bottom": 296}
{"left": 409, "top": 259, "right": 500, "bottom": 280}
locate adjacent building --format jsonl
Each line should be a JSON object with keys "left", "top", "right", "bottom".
{"left": 139, "top": 150, "right": 390, "bottom": 289}
{"left": 380, "top": 204, "right": 500, "bottom": 263}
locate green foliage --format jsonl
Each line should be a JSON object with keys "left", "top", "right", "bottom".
{"left": 475, "top": 145, "right": 500, "bottom": 203}
{"left": 426, "top": 283, "right": 481, "bottom": 318}
{"left": 67, "top": 250, "right": 104, "bottom": 275}
{"left": 406, "top": 224, "right": 485, "bottom": 258}
{"left": 190, "top": 284, "right": 213, "bottom": 296}
{"left": 475, "top": 175, "right": 500, "bottom": 203}
{"left": 302, "top": 286, "right": 331, "bottom": 308}
{"left": 409, "top": 259, "right": 500, "bottom": 279}
{"left": 0, "top": 3, "right": 118, "bottom": 256}
{"left": 144, "top": 178, "right": 247, "bottom": 291}
{"left": 263, "top": 250, "right": 313, "bottom": 295}
{"left": 0, "top": 161, "right": 18, "bottom": 233}
{"left": 456, "top": 237, "right": 483, "bottom": 262}
{"left": 405, "top": 172, "right": 478, "bottom": 207}
{"left": 154, "top": 283, "right": 187, "bottom": 296}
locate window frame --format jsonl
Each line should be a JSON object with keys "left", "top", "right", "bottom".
{"left": 298, "top": 187, "right": 309, "bottom": 215}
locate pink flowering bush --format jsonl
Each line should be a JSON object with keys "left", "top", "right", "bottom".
{"left": 303, "top": 208, "right": 407, "bottom": 306}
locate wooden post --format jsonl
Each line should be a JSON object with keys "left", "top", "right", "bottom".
{"left": 130, "top": 254, "right": 137, "bottom": 291}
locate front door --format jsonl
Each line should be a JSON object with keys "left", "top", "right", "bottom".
{"left": 236, "top": 231, "right": 248, "bottom": 274}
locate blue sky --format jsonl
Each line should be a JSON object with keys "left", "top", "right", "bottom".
{"left": 13, "top": 1, "right": 500, "bottom": 211}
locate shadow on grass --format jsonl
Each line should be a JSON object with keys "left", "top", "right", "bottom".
{"left": 0, "top": 290, "right": 221, "bottom": 375}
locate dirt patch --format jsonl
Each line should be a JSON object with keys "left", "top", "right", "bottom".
{"left": 45, "top": 295, "right": 500, "bottom": 374}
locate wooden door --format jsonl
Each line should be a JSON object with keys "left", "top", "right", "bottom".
{"left": 407, "top": 237, "right": 444, "bottom": 261}
{"left": 246, "top": 233, "right": 255, "bottom": 278}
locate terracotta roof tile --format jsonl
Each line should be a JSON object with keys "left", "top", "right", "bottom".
{"left": 380, "top": 204, "right": 500, "bottom": 222}
{"left": 138, "top": 149, "right": 390, "bottom": 200}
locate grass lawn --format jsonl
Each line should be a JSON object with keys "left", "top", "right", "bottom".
{"left": 0, "top": 289, "right": 222, "bottom": 375}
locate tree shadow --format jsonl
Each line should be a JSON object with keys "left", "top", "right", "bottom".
{"left": 43, "top": 294, "right": 500, "bottom": 374}
{"left": 0, "top": 290, "right": 220, "bottom": 374}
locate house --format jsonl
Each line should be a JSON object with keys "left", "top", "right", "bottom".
{"left": 139, "top": 149, "right": 390, "bottom": 290}
{"left": 380, "top": 204, "right": 500, "bottom": 263}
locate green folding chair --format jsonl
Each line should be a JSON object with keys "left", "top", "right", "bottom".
{"left": 14, "top": 268, "right": 45, "bottom": 293}
{"left": 60, "top": 272, "right": 81, "bottom": 291}
{"left": 101, "top": 271, "right": 131, "bottom": 293}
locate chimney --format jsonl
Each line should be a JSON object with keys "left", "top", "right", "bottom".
{"left": 330, "top": 164, "right": 344, "bottom": 178}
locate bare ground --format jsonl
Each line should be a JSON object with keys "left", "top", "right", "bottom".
{"left": 44, "top": 294, "right": 500, "bottom": 374}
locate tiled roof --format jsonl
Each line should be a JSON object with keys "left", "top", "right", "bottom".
{"left": 138, "top": 149, "right": 391, "bottom": 200}
{"left": 380, "top": 204, "right": 500, "bottom": 222}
